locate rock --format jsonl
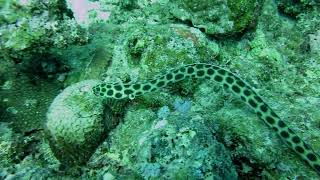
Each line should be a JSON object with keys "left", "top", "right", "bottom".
{"left": 170, "top": 0, "right": 262, "bottom": 36}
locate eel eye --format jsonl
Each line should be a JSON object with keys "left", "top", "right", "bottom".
{"left": 92, "top": 86, "right": 100, "bottom": 96}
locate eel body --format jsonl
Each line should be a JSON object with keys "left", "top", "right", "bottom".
{"left": 93, "top": 63, "right": 320, "bottom": 175}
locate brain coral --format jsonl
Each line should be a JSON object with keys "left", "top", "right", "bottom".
{"left": 46, "top": 80, "right": 106, "bottom": 165}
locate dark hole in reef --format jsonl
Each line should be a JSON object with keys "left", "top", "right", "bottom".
{"left": 16, "top": 53, "right": 69, "bottom": 84}
{"left": 0, "top": 105, "right": 11, "bottom": 124}
{"left": 232, "top": 156, "right": 264, "bottom": 178}
{"left": 120, "top": 1, "right": 139, "bottom": 11}
{"left": 198, "top": 27, "right": 206, "bottom": 33}
{"left": 129, "top": 38, "right": 143, "bottom": 65}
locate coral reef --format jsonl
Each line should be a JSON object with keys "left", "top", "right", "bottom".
{"left": 0, "top": 139, "right": 61, "bottom": 179}
{"left": 104, "top": 0, "right": 262, "bottom": 36}
{"left": 101, "top": 23, "right": 219, "bottom": 108}
{"left": 0, "top": 58, "right": 61, "bottom": 133}
{"left": 0, "top": 0, "right": 84, "bottom": 55}
{"left": 53, "top": 23, "right": 121, "bottom": 86}
{"left": 90, "top": 106, "right": 238, "bottom": 179}
{"left": 0, "top": 123, "right": 19, "bottom": 168}
{"left": 276, "top": 0, "right": 319, "bottom": 17}
{"left": 170, "top": 0, "right": 262, "bottom": 36}
{"left": 93, "top": 62, "right": 320, "bottom": 175}
{"left": 94, "top": 23, "right": 219, "bottom": 82}
{"left": 1, "top": 0, "right": 320, "bottom": 178}
{"left": 46, "top": 80, "right": 106, "bottom": 165}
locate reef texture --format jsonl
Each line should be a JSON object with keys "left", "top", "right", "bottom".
{"left": 90, "top": 107, "right": 238, "bottom": 179}
{"left": 169, "top": 0, "right": 263, "bottom": 36}
{"left": 0, "top": 0, "right": 320, "bottom": 179}
{"left": 46, "top": 80, "right": 105, "bottom": 165}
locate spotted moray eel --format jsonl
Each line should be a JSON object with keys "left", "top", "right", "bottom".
{"left": 93, "top": 63, "right": 320, "bottom": 175}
